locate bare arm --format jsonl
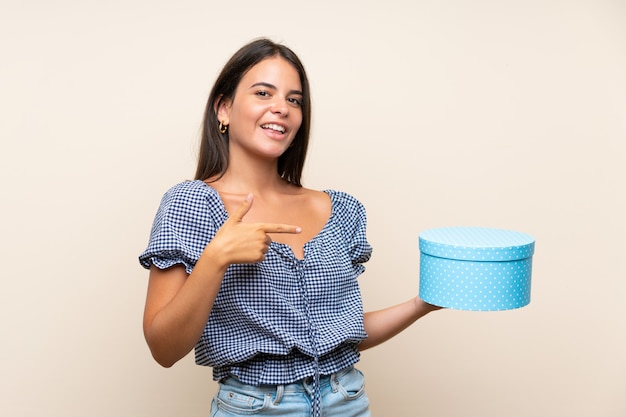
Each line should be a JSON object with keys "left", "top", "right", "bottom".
{"left": 142, "top": 194, "right": 301, "bottom": 367}
{"left": 142, "top": 255, "right": 227, "bottom": 367}
{"left": 359, "top": 297, "right": 442, "bottom": 351}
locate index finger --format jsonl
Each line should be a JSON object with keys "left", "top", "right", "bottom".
{"left": 260, "top": 223, "right": 302, "bottom": 234}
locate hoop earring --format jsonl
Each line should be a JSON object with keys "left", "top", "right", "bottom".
{"left": 219, "top": 121, "right": 228, "bottom": 134}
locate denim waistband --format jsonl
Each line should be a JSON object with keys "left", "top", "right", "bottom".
{"left": 220, "top": 366, "right": 354, "bottom": 395}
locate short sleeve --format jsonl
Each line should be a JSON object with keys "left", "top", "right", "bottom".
{"left": 138, "top": 181, "right": 223, "bottom": 274}
{"left": 350, "top": 198, "right": 372, "bottom": 265}
{"left": 328, "top": 190, "right": 373, "bottom": 267}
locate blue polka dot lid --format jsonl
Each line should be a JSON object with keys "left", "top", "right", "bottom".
{"left": 419, "top": 227, "right": 535, "bottom": 311}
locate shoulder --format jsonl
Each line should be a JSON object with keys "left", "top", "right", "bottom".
{"left": 298, "top": 187, "right": 330, "bottom": 207}
{"left": 323, "top": 189, "right": 368, "bottom": 234}
{"left": 324, "top": 189, "right": 371, "bottom": 260}
{"left": 324, "top": 189, "right": 367, "bottom": 215}
{"left": 162, "top": 179, "right": 216, "bottom": 200}
{"left": 158, "top": 180, "right": 221, "bottom": 208}
{"left": 156, "top": 180, "right": 224, "bottom": 222}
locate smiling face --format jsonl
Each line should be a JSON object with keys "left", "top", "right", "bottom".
{"left": 218, "top": 56, "right": 304, "bottom": 161}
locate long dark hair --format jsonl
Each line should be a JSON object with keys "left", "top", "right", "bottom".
{"left": 194, "top": 38, "right": 312, "bottom": 186}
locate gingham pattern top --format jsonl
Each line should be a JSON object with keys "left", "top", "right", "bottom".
{"left": 139, "top": 180, "right": 372, "bottom": 385}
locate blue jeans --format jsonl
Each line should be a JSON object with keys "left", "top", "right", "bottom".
{"left": 210, "top": 366, "right": 371, "bottom": 416}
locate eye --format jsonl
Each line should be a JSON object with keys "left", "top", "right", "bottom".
{"left": 288, "top": 97, "right": 303, "bottom": 107}
{"left": 255, "top": 90, "right": 270, "bottom": 97}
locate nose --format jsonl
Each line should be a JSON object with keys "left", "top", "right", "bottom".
{"left": 271, "top": 98, "right": 289, "bottom": 117}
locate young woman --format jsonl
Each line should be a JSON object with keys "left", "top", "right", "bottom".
{"left": 139, "top": 38, "right": 440, "bottom": 417}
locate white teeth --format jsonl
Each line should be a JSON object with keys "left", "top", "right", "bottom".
{"left": 262, "top": 123, "right": 285, "bottom": 133}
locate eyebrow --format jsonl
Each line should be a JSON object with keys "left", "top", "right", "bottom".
{"left": 250, "top": 82, "right": 303, "bottom": 96}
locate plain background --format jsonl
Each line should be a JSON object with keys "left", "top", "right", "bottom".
{"left": 1, "top": 1, "right": 625, "bottom": 416}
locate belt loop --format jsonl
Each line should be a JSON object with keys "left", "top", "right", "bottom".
{"left": 273, "top": 384, "right": 284, "bottom": 405}
{"left": 330, "top": 371, "right": 339, "bottom": 393}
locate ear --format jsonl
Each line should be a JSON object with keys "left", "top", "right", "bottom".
{"left": 214, "top": 95, "right": 232, "bottom": 125}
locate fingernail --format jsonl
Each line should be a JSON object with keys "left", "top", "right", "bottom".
{"left": 295, "top": 227, "right": 302, "bottom": 233}
{"left": 246, "top": 193, "right": 253, "bottom": 202}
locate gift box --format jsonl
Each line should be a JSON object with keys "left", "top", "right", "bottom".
{"left": 418, "top": 226, "right": 535, "bottom": 311}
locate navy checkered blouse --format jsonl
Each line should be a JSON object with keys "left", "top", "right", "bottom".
{"left": 139, "top": 180, "right": 372, "bottom": 385}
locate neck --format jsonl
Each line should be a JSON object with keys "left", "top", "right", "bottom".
{"left": 213, "top": 156, "right": 289, "bottom": 196}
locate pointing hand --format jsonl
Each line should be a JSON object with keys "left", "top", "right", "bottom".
{"left": 208, "top": 193, "right": 301, "bottom": 264}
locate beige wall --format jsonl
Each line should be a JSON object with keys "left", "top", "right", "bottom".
{"left": 2, "top": 1, "right": 625, "bottom": 416}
